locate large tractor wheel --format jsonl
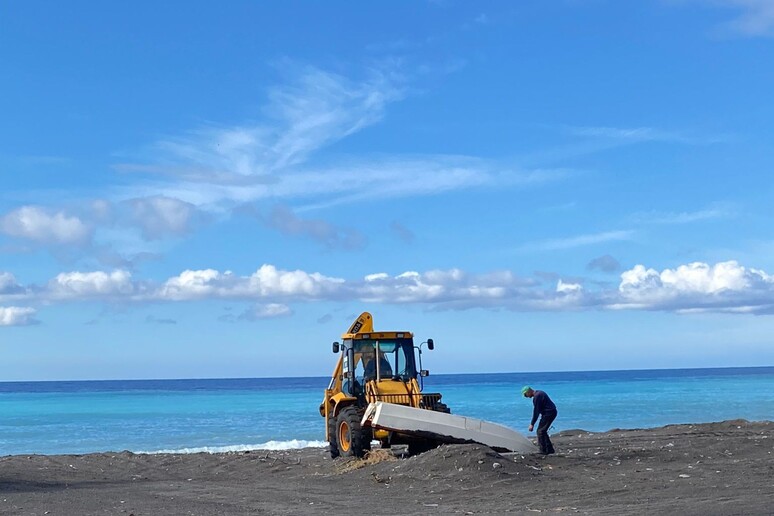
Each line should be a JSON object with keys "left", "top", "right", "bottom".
{"left": 336, "top": 406, "right": 367, "bottom": 458}
{"left": 327, "top": 416, "right": 340, "bottom": 459}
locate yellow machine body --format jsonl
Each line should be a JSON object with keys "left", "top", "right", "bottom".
{"left": 320, "top": 312, "right": 447, "bottom": 457}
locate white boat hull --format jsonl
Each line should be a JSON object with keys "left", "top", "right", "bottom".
{"left": 361, "top": 401, "right": 537, "bottom": 454}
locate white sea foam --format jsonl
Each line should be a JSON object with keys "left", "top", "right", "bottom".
{"left": 137, "top": 439, "right": 328, "bottom": 455}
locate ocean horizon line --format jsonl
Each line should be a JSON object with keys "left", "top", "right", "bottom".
{"left": 2, "top": 364, "right": 772, "bottom": 385}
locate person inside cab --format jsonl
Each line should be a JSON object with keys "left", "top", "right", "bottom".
{"left": 363, "top": 354, "right": 392, "bottom": 380}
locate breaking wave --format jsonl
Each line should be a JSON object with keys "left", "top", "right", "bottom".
{"left": 137, "top": 439, "right": 328, "bottom": 455}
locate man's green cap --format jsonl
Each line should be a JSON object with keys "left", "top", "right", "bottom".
{"left": 521, "top": 386, "right": 531, "bottom": 396}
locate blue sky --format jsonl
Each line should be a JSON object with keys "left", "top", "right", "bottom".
{"left": 2, "top": 1, "right": 774, "bottom": 381}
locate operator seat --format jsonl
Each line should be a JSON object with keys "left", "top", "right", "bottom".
{"left": 363, "top": 357, "right": 393, "bottom": 380}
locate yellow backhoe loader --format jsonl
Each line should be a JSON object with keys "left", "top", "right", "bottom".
{"left": 319, "top": 312, "right": 449, "bottom": 457}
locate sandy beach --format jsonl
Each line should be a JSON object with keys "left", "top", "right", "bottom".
{"left": 1, "top": 419, "right": 771, "bottom": 515}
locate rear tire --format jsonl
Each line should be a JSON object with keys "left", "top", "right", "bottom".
{"left": 328, "top": 416, "right": 340, "bottom": 459}
{"left": 336, "top": 406, "right": 366, "bottom": 458}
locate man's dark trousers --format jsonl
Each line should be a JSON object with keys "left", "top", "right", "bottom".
{"left": 536, "top": 409, "right": 557, "bottom": 454}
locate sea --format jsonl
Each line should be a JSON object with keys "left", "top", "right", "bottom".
{"left": 1, "top": 367, "right": 772, "bottom": 456}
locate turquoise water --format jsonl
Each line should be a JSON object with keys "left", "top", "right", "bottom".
{"left": 1, "top": 368, "right": 772, "bottom": 456}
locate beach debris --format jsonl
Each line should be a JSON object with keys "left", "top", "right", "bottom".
{"left": 371, "top": 472, "right": 391, "bottom": 484}
{"left": 678, "top": 474, "right": 691, "bottom": 478}
{"left": 493, "top": 462, "right": 502, "bottom": 469}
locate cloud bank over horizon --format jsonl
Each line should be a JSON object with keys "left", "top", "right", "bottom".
{"left": 2, "top": 260, "right": 773, "bottom": 325}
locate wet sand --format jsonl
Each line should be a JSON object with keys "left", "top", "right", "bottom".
{"left": 1, "top": 419, "right": 772, "bottom": 515}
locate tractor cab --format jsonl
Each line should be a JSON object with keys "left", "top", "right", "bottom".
{"left": 340, "top": 337, "right": 418, "bottom": 399}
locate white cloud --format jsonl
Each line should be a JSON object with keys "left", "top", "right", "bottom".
{"left": 706, "top": 0, "right": 774, "bottom": 36}
{"left": 157, "top": 265, "right": 345, "bottom": 301}
{"left": 0, "top": 206, "right": 91, "bottom": 246}
{"left": 630, "top": 203, "right": 734, "bottom": 225}
{"left": 48, "top": 270, "right": 135, "bottom": 300}
{"left": 587, "top": 255, "right": 621, "bottom": 273}
{"left": 356, "top": 268, "right": 524, "bottom": 305}
{"left": 569, "top": 126, "right": 673, "bottom": 141}
{"left": 566, "top": 125, "right": 725, "bottom": 145}
{"left": 557, "top": 280, "right": 583, "bottom": 293}
{"left": 390, "top": 221, "right": 415, "bottom": 244}
{"left": 246, "top": 265, "right": 346, "bottom": 298}
{"left": 617, "top": 260, "right": 774, "bottom": 312}
{"left": 136, "top": 65, "right": 404, "bottom": 186}
{"left": 475, "top": 13, "right": 489, "bottom": 24}
{"left": 125, "top": 196, "right": 201, "bottom": 240}
{"left": 113, "top": 62, "right": 569, "bottom": 213}
{"left": 0, "top": 272, "right": 25, "bottom": 295}
{"left": 0, "top": 306, "right": 37, "bottom": 326}
{"left": 239, "top": 303, "right": 293, "bottom": 320}
{"left": 157, "top": 269, "right": 230, "bottom": 301}
{"left": 620, "top": 261, "right": 760, "bottom": 295}
{"left": 291, "top": 158, "right": 558, "bottom": 210}
{"left": 141, "top": 155, "right": 568, "bottom": 213}
{"left": 151, "top": 260, "right": 774, "bottom": 314}
{"left": 519, "top": 230, "right": 634, "bottom": 252}
{"left": 266, "top": 65, "right": 404, "bottom": 170}
{"left": 257, "top": 205, "right": 366, "bottom": 250}
{"left": 668, "top": 1, "right": 774, "bottom": 37}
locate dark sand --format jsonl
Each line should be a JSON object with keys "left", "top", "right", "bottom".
{"left": 1, "top": 419, "right": 772, "bottom": 515}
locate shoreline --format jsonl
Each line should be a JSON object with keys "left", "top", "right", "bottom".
{"left": 2, "top": 419, "right": 772, "bottom": 515}
{"left": 6, "top": 418, "right": 771, "bottom": 458}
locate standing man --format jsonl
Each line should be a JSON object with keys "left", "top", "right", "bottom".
{"left": 522, "top": 386, "right": 557, "bottom": 455}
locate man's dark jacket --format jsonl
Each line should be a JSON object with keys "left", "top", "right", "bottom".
{"left": 530, "top": 390, "right": 557, "bottom": 426}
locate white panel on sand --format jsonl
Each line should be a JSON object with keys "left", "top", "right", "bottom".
{"left": 361, "top": 401, "right": 537, "bottom": 454}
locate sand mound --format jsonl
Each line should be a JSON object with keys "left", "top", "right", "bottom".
{"left": 360, "top": 443, "right": 525, "bottom": 484}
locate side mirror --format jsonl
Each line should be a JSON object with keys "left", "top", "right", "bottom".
{"left": 332, "top": 341, "right": 340, "bottom": 353}
{"left": 427, "top": 338, "right": 434, "bottom": 350}
{"left": 420, "top": 369, "right": 430, "bottom": 377}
